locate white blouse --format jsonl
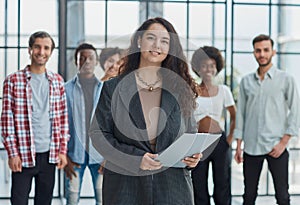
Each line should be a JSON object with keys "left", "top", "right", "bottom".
{"left": 194, "top": 84, "right": 235, "bottom": 129}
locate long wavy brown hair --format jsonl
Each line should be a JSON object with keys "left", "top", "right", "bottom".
{"left": 120, "top": 17, "right": 198, "bottom": 116}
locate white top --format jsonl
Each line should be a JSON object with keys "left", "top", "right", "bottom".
{"left": 194, "top": 84, "right": 235, "bottom": 129}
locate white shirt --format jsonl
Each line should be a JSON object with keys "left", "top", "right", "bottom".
{"left": 194, "top": 84, "right": 235, "bottom": 130}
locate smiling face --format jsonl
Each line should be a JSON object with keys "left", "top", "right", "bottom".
{"left": 28, "top": 37, "right": 53, "bottom": 68}
{"left": 138, "top": 23, "right": 170, "bottom": 67}
{"left": 253, "top": 40, "right": 275, "bottom": 67}
{"left": 103, "top": 53, "right": 121, "bottom": 72}
{"left": 197, "top": 58, "right": 217, "bottom": 81}
{"left": 107, "top": 58, "right": 124, "bottom": 75}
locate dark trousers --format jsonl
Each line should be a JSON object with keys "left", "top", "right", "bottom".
{"left": 11, "top": 152, "right": 56, "bottom": 205}
{"left": 243, "top": 150, "right": 290, "bottom": 205}
{"left": 192, "top": 132, "right": 232, "bottom": 205}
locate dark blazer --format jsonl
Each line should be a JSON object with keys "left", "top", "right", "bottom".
{"left": 90, "top": 73, "right": 197, "bottom": 205}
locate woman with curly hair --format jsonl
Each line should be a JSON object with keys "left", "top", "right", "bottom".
{"left": 191, "top": 46, "right": 236, "bottom": 205}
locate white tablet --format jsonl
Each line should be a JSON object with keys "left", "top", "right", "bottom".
{"left": 156, "top": 133, "right": 221, "bottom": 167}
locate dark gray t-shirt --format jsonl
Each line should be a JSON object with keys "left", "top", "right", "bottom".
{"left": 79, "top": 75, "right": 97, "bottom": 151}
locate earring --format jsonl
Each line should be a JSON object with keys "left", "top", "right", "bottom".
{"left": 138, "top": 44, "right": 141, "bottom": 48}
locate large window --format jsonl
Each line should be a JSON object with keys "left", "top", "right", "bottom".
{"left": 0, "top": 0, "right": 60, "bottom": 199}
{"left": 230, "top": 0, "right": 300, "bottom": 197}
{"left": 63, "top": 0, "right": 227, "bottom": 80}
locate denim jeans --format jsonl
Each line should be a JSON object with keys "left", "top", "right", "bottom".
{"left": 65, "top": 152, "right": 102, "bottom": 205}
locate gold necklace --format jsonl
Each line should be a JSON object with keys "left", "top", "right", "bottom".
{"left": 136, "top": 70, "right": 161, "bottom": 92}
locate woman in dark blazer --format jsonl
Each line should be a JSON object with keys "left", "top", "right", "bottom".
{"left": 90, "top": 17, "right": 202, "bottom": 205}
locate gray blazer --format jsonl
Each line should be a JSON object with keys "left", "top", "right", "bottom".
{"left": 90, "top": 74, "right": 197, "bottom": 205}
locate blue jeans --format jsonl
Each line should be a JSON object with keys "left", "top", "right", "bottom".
{"left": 65, "top": 153, "right": 102, "bottom": 205}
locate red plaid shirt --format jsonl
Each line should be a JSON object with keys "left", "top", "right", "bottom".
{"left": 1, "top": 65, "right": 70, "bottom": 167}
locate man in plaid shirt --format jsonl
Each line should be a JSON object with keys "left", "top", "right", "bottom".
{"left": 1, "top": 31, "right": 70, "bottom": 205}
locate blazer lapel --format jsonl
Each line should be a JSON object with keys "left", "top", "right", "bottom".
{"left": 117, "top": 72, "right": 179, "bottom": 152}
{"left": 118, "top": 72, "right": 146, "bottom": 129}
{"left": 159, "top": 89, "right": 177, "bottom": 120}
{"left": 155, "top": 89, "right": 180, "bottom": 152}
{"left": 117, "top": 73, "right": 151, "bottom": 150}
{"left": 157, "top": 89, "right": 178, "bottom": 134}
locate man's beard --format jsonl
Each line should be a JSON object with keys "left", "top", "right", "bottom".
{"left": 258, "top": 57, "right": 272, "bottom": 67}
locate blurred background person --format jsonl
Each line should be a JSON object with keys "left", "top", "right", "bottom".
{"left": 99, "top": 47, "right": 125, "bottom": 81}
{"left": 1, "top": 31, "right": 69, "bottom": 205}
{"left": 64, "top": 43, "right": 104, "bottom": 205}
{"left": 234, "top": 34, "right": 300, "bottom": 205}
{"left": 191, "top": 46, "right": 236, "bottom": 205}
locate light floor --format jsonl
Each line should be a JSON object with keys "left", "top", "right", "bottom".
{"left": 1, "top": 196, "right": 300, "bottom": 205}
{"left": 1, "top": 144, "right": 300, "bottom": 205}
